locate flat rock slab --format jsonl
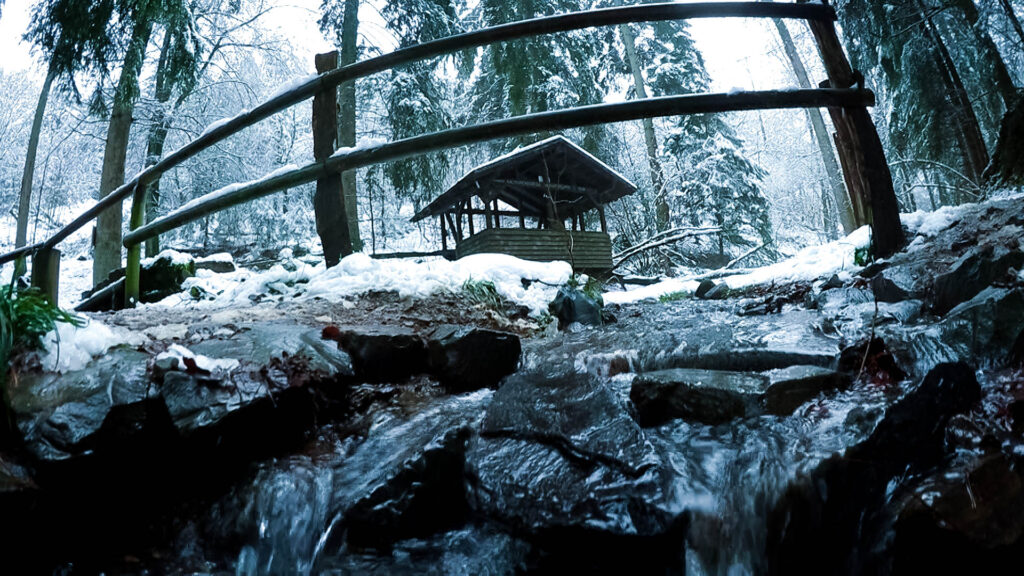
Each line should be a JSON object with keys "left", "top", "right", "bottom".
{"left": 631, "top": 368, "right": 768, "bottom": 426}
{"left": 762, "top": 365, "right": 851, "bottom": 415}
{"left": 632, "top": 366, "right": 850, "bottom": 426}
{"left": 331, "top": 326, "right": 429, "bottom": 382}
{"left": 9, "top": 349, "right": 157, "bottom": 462}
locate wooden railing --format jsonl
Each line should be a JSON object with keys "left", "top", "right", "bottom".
{"left": 0, "top": 1, "right": 902, "bottom": 307}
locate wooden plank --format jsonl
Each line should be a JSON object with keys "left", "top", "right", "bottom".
{"left": 30, "top": 247, "right": 60, "bottom": 305}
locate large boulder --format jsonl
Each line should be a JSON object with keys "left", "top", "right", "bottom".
{"left": 8, "top": 349, "right": 160, "bottom": 462}
{"left": 425, "top": 325, "right": 521, "bottom": 392}
{"left": 469, "top": 372, "right": 683, "bottom": 573}
{"left": 766, "top": 362, "right": 981, "bottom": 574}
{"left": 140, "top": 251, "right": 197, "bottom": 304}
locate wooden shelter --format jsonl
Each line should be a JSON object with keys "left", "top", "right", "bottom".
{"left": 411, "top": 136, "right": 636, "bottom": 271}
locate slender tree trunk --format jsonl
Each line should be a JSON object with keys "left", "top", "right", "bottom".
{"left": 770, "top": 15, "right": 856, "bottom": 234}
{"left": 997, "top": 0, "right": 1024, "bottom": 46}
{"left": 13, "top": 60, "right": 57, "bottom": 278}
{"left": 93, "top": 16, "right": 153, "bottom": 286}
{"left": 337, "top": 0, "right": 363, "bottom": 251}
{"left": 918, "top": 1, "right": 990, "bottom": 183}
{"left": 948, "top": 0, "right": 1017, "bottom": 107}
{"left": 618, "top": 23, "right": 669, "bottom": 232}
{"left": 142, "top": 31, "right": 174, "bottom": 257}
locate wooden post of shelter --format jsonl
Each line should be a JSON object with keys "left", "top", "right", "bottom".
{"left": 313, "top": 51, "right": 353, "bottom": 267}
{"left": 801, "top": 0, "right": 904, "bottom": 257}
{"left": 30, "top": 247, "right": 60, "bottom": 305}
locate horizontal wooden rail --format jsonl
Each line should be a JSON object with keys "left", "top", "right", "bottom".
{"left": 124, "top": 88, "right": 872, "bottom": 246}
{"left": 0, "top": 1, "right": 835, "bottom": 266}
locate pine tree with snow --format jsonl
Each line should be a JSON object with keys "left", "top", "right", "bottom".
{"left": 631, "top": 19, "right": 775, "bottom": 261}
{"left": 471, "top": 0, "right": 609, "bottom": 153}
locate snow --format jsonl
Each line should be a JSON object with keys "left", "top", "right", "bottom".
{"left": 266, "top": 73, "right": 319, "bottom": 101}
{"left": 454, "top": 135, "right": 636, "bottom": 192}
{"left": 199, "top": 115, "right": 237, "bottom": 137}
{"left": 156, "top": 252, "right": 572, "bottom": 316}
{"left": 38, "top": 318, "right": 143, "bottom": 374}
{"left": 155, "top": 343, "right": 240, "bottom": 373}
{"left": 330, "top": 137, "right": 389, "bottom": 158}
{"left": 141, "top": 249, "right": 194, "bottom": 268}
{"left": 901, "top": 205, "right": 962, "bottom": 238}
{"left": 605, "top": 226, "right": 872, "bottom": 305}
{"left": 197, "top": 252, "right": 234, "bottom": 264}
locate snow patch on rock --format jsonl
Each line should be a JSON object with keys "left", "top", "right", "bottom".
{"left": 39, "top": 319, "right": 143, "bottom": 373}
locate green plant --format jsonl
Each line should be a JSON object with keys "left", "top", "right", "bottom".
{"left": 1, "top": 284, "right": 83, "bottom": 383}
{"left": 854, "top": 244, "right": 873, "bottom": 267}
{"left": 659, "top": 291, "right": 690, "bottom": 303}
{"left": 462, "top": 278, "right": 507, "bottom": 311}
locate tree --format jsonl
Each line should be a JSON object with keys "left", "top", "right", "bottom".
{"left": 320, "top": 0, "right": 363, "bottom": 253}
{"left": 766, "top": 10, "right": 856, "bottom": 236}
{"left": 472, "top": 0, "right": 609, "bottom": 154}
{"left": 377, "top": 0, "right": 463, "bottom": 208}
{"left": 16, "top": 0, "right": 124, "bottom": 278}
{"left": 628, "top": 18, "right": 775, "bottom": 261}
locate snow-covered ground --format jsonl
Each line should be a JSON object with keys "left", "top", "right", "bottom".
{"left": 22, "top": 189, "right": 1024, "bottom": 374}
{"left": 164, "top": 252, "right": 572, "bottom": 317}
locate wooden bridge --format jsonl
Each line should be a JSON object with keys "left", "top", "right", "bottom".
{"left": 0, "top": 1, "right": 904, "bottom": 307}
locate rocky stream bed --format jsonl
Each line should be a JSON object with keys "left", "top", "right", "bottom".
{"left": 2, "top": 195, "right": 1024, "bottom": 574}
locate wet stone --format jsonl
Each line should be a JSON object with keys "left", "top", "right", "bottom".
{"left": 695, "top": 280, "right": 716, "bottom": 299}
{"left": 8, "top": 349, "right": 157, "bottom": 462}
{"left": 631, "top": 368, "right": 768, "bottom": 426}
{"left": 761, "top": 365, "right": 850, "bottom": 415}
{"left": 330, "top": 326, "right": 427, "bottom": 382}
{"left": 472, "top": 372, "right": 670, "bottom": 539}
{"left": 932, "top": 248, "right": 1024, "bottom": 315}
{"left": 426, "top": 325, "right": 521, "bottom": 393}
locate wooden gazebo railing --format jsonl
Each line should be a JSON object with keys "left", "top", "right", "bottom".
{"left": 0, "top": 1, "right": 903, "bottom": 307}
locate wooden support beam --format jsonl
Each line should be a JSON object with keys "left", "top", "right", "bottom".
{"left": 493, "top": 200, "right": 501, "bottom": 228}
{"left": 440, "top": 215, "right": 448, "bottom": 252}
{"left": 599, "top": 206, "right": 608, "bottom": 233}
{"left": 467, "top": 201, "right": 475, "bottom": 235}
{"left": 124, "top": 182, "right": 147, "bottom": 307}
{"left": 312, "top": 50, "right": 352, "bottom": 267}
{"left": 802, "top": 2, "right": 904, "bottom": 257}
{"left": 30, "top": 247, "right": 60, "bottom": 305}
{"left": 445, "top": 212, "right": 459, "bottom": 245}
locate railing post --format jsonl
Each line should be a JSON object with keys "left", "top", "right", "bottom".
{"left": 313, "top": 50, "right": 353, "bottom": 268}
{"left": 124, "top": 183, "right": 148, "bottom": 308}
{"left": 30, "top": 247, "right": 60, "bottom": 305}
{"left": 801, "top": 0, "right": 905, "bottom": 258}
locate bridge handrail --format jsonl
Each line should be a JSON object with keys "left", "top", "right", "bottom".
{"left": 123, "top": 88, "right": 873, "bottom": 247}
{"left": 0, "top": 2, "right": 836, "bottom": 266}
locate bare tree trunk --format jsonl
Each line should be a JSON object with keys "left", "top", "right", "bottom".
{"left": 619, "top": 23, "right": 669, "bottom": 232}
{"left": 142, "top": 31, "right": 174, "bottom": 257}
{"left": 771, "top": 15, "right": 856, "bottom": 234}
{"left": 918, "top": 1, "right": 990, "bottom": 183}
{"left": 13, "top": 60, "right": 57, "bottom": 278}
{"left": 997, "top": 0, "right": 1024, "bottom": 47}
{"left": 93, "top": 17, "right": 153, "bottom": 286}
{"left": 337, "top": 0, "right": 363, "bottom": 251}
